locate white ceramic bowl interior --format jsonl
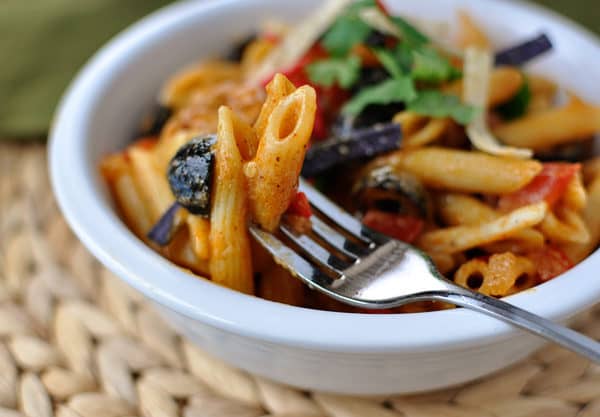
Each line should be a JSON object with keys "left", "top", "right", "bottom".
{"left": 50, "top": 0, "right": 600, "bottom": 394}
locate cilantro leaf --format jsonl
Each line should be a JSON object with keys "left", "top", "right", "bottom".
{"left": 322, "top": 13, "right": 371, "bottom": 57}
{"left": 372, "top": 49, "right": 404, "bottom": 78}
{"left": 407, "top": 91, "right": 478, "bottom": 125}
{"left": 390, "top": 16, "right": 429, "bottom": 46}
{"left": 496, "top": 78, "right": 531, "bottom": 120}
{"left": 411, "top": 46, "right": 462, "bottom": 83}
{"left": 372, "top": 43, "right": 414, "bottom": 78}
{"left": 342, "top": 77, "right": 417, "bottom": 116}
{"left": 307, "top": 55, "right": 361, "bottom": 88}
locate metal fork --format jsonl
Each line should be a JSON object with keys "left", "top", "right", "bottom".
{"left": 250, "top": 178, "right": 600, "bottom": 364}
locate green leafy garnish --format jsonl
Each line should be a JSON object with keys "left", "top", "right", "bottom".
{"left": 390, "top": 16, "right": 429, "bottom": 46}
{"left": 411, "top": 46, "right": 462, "bottom": 83}
{"left": 407, "top": 91, "right": 478, "bottom": 124}
{"left": 321, "top": 0, "right": 376, "bottom": 57}
{"left": 342, "top": 77, "right": 417, "bottom": 116}
{"left": 307, "top": 55, "right": 361, "bottom": 88}
{"left": 372, "top": 49, "right": 405, "bottom": 78}
{"left": 495, "top": 79, "right": 531, "bottom": 120}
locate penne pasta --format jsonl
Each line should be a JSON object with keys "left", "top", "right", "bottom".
{"left": 418, "top": 202, "right": 547, "bottom": 254}
{"left": 160, "top": 60, "right": 242, "bottom": 109}
{"left": 128, "top": 145, "right": 175, "bottom": 222}
{"left": 208, "top": 106, "right": 254, "bottom": 294}
{"left": 99, "top": 4, "right": 600, "bottom": 312}
{"left": 246, "top": 78, "right": 317, "bottom": 231}
{"left": 393, "top": 111, "right": 450, "bottom": 148}
{"left": 443, "top": 67, "right": 524, "bottom": 108}
{"left": 494, "top": 97, "right": 600, "bottom": 150}
{"left": 437, "top": 193, "right": 545, "bottom": 250}
{"left": 374, "top": 147, "right": 542, "bottom": 194}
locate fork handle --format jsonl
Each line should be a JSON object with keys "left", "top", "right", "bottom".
{"left": 433, "top": 287, "right": 600, "bottom": 363}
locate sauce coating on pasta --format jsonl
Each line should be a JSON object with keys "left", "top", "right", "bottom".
{"left": 101, "top": 1, "right": 600, "bottom": 313}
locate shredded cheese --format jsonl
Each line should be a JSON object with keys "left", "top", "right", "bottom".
{"left": 248, "top": 0, "right": 353, "bottom": 85}
{"left": 463, "top": 47, "right": 533, "bottom": 159}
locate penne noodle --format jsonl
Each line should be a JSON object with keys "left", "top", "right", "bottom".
{"left": 494, "top": 97, "right": 600, "bottom": 150}
{"left": 562, "top": 172, "right": 587, "bottom": 212}
{"left": 375, "top": 147, "right": 542, "bottom": 194}
{"left": 208, "top": 106, "right": 254, "bottom": 294}
{"left": 418, "top": 202, "right": 547, "bottom": 254}
{"left": 437, "top": 193, "right": 545, "bottom": 250}
{"left": 393, "top": 111, "right": 450, "bottom": 148}
{"left": 112, "top": 169, "right": 153, "bottom": 238}
{"left": 443, "top": 67, "right": 524, "bottom": 108}
{"left": 128, "top": 146, "right": 175, "bottom": 222}
{"left": 246, "top": 78, "right": 317, "bottom": 231}
{"left": 186, "top": 215, "right": 211, "bottom": 261}
{"left": 539, "top": 206, "right": 590, "bottom": 244}
{"left": 160, "top": 60, "right": 241, "bottom": 109}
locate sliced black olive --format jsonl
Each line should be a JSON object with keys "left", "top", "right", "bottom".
{"left": 167, "top": 135, "right": 217, "bottom": 216}
{"left": 225, "top": 33, "right": 257, "bottom": 62}
{"left": 140, "top": 105, "right": 173, "bottom": 137}
{"left": 353, "top": 165, "right": 431, "bottom": 218}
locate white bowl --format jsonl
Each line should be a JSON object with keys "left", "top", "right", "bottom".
{"left": 49, "top": 0, "right": 600, "bottom": 395}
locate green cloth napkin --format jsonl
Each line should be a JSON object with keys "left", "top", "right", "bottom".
{"left": 0, "top": 0, "right": 597, "bottom": 139}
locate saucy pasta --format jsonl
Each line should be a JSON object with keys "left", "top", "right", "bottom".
{"left": 101, "top": 0, "right": 600, "bottom": 313}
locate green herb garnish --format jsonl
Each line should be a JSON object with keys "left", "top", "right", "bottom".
{"left": 307, "top": 55, "right": 362, "bottom": 88}
{"left": 390, "top": 16, "right": 429, "bottom": 46}
{"left": 321, "top": 0, "right": 376, "bottom": 57}
{"left": 342, "top": 77, "right": 417, "bottom": 115}
{"left": 495, "top": 79, "right": 531, "bottom": 120}
{"left": 407, "top": 90, "right": 478, "bottom": 125}
{"left": 411, "top": 46, "right": 462, "bottom": 83}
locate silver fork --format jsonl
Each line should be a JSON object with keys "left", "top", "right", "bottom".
{"left": 250, "top": 178, "right": 600, "bottom": 364}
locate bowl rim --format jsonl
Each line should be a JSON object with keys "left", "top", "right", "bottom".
{"left": 49, "top": 0, "right": 600, "bottom": 353}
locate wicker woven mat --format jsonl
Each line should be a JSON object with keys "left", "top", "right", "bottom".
{"left": 2, "top": 143, "right": 600, "bottom": 417}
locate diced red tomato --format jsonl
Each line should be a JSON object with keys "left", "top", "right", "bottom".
{"left": 375, "top": 0, "right": 390, "bottom": 15}
{"left": 498, "top": 163, "right": 581, "bottom": 212}
{"left": 528, "top": 246, "right": 574, "bottom": 282}
{"left": 287, "top": 192, "right": 312, "bottom": 218}
{"left": 362, "top": 210, "right": 424, "bottom": 243}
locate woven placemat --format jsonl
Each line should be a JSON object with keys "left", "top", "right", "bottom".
{"left": 2, "top": 143, "right": 600, "bottom": 417}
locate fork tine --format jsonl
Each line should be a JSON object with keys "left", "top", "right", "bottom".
{"left": 280, "top": 224, "right": 352, "bottom": 274}
{"left": 249, "top": 226, "right": 335, "bottom": 288}
{"left": 310, "top": 216, "right": 371, "bottom": 259}
{"left": 299, "top": 178, "right": 384, "bottom": 245}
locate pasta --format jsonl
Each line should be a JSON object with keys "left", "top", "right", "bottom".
{"left": 100, "top": 2, "right": 600, "bottom": 312}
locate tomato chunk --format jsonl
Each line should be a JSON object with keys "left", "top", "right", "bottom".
{"left": 498, "top": 163, "right": 581, "bottom": 212}
{"left": 287, "top": 192, "right": 312, "bottom": 218}
{"left": 362, "top": 210, "right": 424, "bottom": 243}
{"left": 528, "top": 246, "right": 573, "bottom": 282}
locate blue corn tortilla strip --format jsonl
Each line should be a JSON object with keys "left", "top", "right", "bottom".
{"left": 495, "top": 34, "right": 553, "bottom": 67}
{"left": 147, "top": 202, "right": 181, "bottom": 246}
{"left": 301, "top": 123, "right": 402, "bottom": 177}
